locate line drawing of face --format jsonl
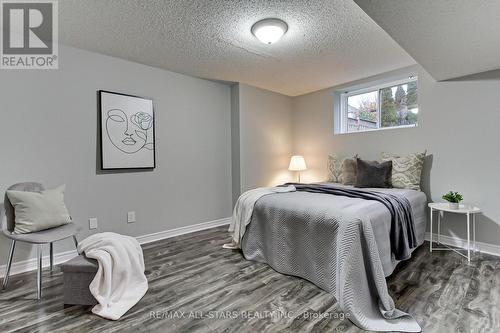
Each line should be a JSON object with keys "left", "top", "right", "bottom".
{"left": 106, "top": 109, "right": 153, "bottom": 154}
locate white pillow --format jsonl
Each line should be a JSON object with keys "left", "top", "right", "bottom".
{"left": 7, "top": 185, "right": 72, "bottom": 234}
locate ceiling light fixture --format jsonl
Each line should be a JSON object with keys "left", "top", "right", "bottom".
{"left": 251, "top": 18, "right": 288, "bottom": 45}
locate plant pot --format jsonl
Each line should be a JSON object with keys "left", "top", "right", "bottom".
{"left": 449, "top": 202, "right": 460, "bottom": 210}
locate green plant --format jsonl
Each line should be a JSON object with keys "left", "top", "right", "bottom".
{"left": 442, "top": 191, "right": 463, "bottom": 203}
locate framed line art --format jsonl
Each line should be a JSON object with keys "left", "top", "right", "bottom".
{"left": 99, "top": 90, "right": 156, "bottom": 169}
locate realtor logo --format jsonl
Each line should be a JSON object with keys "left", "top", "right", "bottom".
{"left": 1, "top": 0, "right": 58, "bottom": 69}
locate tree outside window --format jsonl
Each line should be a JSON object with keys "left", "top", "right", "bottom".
{"left": 342, "top": 78, "right": 418, "bottom": 133}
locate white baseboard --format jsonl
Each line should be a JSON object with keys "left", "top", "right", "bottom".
{"left": 0, "top": 217, "right": 231, "bottom": 278}
{"left": 135, "top": 217, "right": 230, "bottom": 244}
{"left": 0, "top": 249, "right": 79, "bottom": 279}
{"left": 425, "top": 232, "right": 500, "bottom": 257}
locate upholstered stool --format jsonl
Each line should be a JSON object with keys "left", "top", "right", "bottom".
{"left": 61, "top": 255, "right": 98, "bottom": 305}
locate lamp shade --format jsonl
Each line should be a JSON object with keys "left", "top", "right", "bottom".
{"left": 288, "top": 155, "right": 307, "bottom": 171}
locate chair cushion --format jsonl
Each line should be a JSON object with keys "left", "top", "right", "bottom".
{"left": 4, "top": 222, "right": 77, "bottom": 244}
{"left": 7, "top": 185, "right": 71, "bottom": 234}
{"left": 61, "top": 254, "right": 98, "bottom": 273}
{"left": 4, "top": 182, "right": 45, "bottom": 232}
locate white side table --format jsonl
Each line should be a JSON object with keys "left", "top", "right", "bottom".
{"left": 428, "top": 202, "right": 481, "bottom": 262}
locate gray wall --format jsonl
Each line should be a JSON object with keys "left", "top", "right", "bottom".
{"left": 292, "top": 65, "right": 500, "bottom": 246}
{"left": 0, "top": 46, "right": 232, "bottom": 265}
{"left": 230, "top": 85, "right": 241, "bottom": 206}
{"left": 235, "top": 84, "right": 293, "bottom": 194}
{"left": 3, "top": 44, "right": 499, "bottom": 267}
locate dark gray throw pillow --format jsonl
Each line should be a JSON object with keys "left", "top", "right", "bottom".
{"left": 355, "top": 158, "right": 392, "bottom": 188}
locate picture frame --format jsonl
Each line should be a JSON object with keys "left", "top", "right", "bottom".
{"left": 98, "top": 90, "right": 156, "bottom": 170}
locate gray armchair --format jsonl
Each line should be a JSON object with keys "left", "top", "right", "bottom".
{"left": 1, "top": 182, "right": 79, "bottom": 299}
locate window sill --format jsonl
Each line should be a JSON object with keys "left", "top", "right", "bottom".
{"left": 334, "top": 124, "right": 418, "bottom": 136}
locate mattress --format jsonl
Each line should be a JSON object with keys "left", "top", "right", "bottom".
{"left": 243, "top": 183, "right": 427, "bottom": 277}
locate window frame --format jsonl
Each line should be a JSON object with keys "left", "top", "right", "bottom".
{"left": 338, "top": 76, "right": 418, "bottom": 135}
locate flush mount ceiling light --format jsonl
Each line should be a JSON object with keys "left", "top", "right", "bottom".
{"left": 251, "top": 18, "right": 288, "bottom": 45}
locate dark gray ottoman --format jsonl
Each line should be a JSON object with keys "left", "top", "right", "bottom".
{"left": 61, "top": 255, "right": 99, "bottom": 306}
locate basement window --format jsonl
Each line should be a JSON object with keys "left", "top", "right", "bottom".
{"left": 336, "top": 77, "right": 418, "bottom": 134}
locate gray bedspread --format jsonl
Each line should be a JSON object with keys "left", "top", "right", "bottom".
{"left": 241, "top": 184, "right": 426, "bottom": 332}
{"left": 289, "top": 183, "right": 417, "bottom": 260}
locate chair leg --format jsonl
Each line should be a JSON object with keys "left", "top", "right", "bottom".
{"left": 2, "top": 240, "right": 16, "bottom": 290}
{"left": 72, "top": 235, "right": 78, "bottom": 248}
{"left": 37, "top": 244, "right": 43, "bottom": 299}
{"left": 49, "top": 243, "right": 54, "bottom": 271}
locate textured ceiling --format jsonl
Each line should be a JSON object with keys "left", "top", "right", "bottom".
{"left": 58, "top": 0, "right": 415, "bottom": 96}
{"left": 354, "top": 0, "right": 500, "bottom": 81}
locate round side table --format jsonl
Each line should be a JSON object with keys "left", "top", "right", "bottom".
{"left": 428, "top": 202, "right": 481, "bottom": 262}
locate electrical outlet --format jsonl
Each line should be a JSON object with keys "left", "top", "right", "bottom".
{"left": 89, "top": 217, "right": 98, "bottom": 229}
{"left": 127, "top": 211, "right": 136, "bottom": 223}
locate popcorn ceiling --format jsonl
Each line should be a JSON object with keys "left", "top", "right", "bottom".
{"left": 59, "top": 0, "right": 414, "bottom": 96}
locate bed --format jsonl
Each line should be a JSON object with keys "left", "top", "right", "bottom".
{"left": 239, "top": 183, "right": 426, "bottom": 332}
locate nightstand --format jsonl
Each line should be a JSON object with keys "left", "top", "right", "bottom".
{"left": 428, "top": 202, "right": 481, "bottom": 262}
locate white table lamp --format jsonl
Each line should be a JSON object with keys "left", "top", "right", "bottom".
{"left": 289, "top": 155, "right": 307, "bottom": 182}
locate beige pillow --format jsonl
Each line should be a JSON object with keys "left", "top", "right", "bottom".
{"left": 327, "top": 154, "right": 358, "bottom": 183}
{"left": 7, "top": 185, "right": 72, "bottom": 234}
{"left": 380, "top": 152, "right": 426, "bottom": 191}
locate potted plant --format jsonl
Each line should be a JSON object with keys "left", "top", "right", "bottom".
{"left": 442, "top": 191, "right": 463, "bottom": 209}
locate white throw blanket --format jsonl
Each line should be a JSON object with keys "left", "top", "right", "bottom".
{"left": 77, "top": 232, "right": 148, "bottom": 320}
{"left": 223, "top": 185, "right": 296, "bottom": 249}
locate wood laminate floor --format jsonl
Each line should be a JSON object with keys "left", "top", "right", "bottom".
{"left": 0, "top": 226, "right": 499, "bottom": 333}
